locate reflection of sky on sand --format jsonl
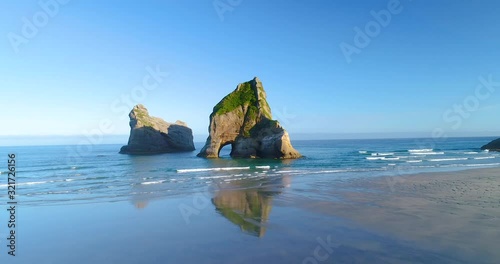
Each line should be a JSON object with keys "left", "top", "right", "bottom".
{"left": 126, "top": 155, "right": 168, "bottom": 210}
{"left": 15, "top": 170, "right": 483, "bottom": 263}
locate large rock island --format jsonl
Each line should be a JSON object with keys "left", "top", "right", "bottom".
{"left": 481, "top": 138, "right": 500, "bottom": 151}
{"left": 120, "top": 104, "right": 195, "bottom": 154}
{"left": 197, "top": 77, "right": 301, "bottom": 159}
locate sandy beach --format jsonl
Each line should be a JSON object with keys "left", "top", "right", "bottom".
{"left": 294, "top": 167, "right": 500, "bottom": 263}
{"left": 6, "top": 166, "right": 500, "bottom": 264}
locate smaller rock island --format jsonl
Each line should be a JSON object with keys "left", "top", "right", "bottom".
{"left": 481, "top": 138, "right": 500, "bottom": 152}
{"left": 120, "top": 104, "right": 195, "bottom": 155}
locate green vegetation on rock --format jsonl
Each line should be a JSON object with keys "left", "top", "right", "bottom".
{"left": 211, "top": 79, "right": 275, "bottom": 138}
{"left": 135, "top": 110, "right": 154, "bottom": 127}
{"left": 214, "top": 82, "right": 256, "bottom": 115}
{"left": 242, "top": 105, "right": 258, "bottom": 137}
{"left": 197, "top": 77, "right": 301, "bottom": 159}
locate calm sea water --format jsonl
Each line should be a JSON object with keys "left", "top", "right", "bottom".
{"left": 1, "top": 137, "right": 498, "bottom": 207}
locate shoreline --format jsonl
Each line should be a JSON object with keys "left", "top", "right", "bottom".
{"left": 4, "top": 166, "right": 499, "bottom": 263}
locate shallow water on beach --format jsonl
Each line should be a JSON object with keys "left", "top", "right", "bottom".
{"left": 1, "top": 137, "right": 499, "bottom": 207}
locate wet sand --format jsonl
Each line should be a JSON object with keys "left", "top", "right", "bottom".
{"left": 295, "top": 167, "right": 500, "bottom": 263}
{"left": 5, "top": 167, "right": 500, "bottom": 263}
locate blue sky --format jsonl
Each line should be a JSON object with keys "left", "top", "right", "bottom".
{"left": 1, "top": 0, "right": 499, "bottom": 143}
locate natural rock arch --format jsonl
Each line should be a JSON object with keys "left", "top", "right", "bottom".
{"left": 218, "top": 142, "right": 235, "bottom": 157}
{"left": 197, "top": 77, "right": 301, "bottom": 159}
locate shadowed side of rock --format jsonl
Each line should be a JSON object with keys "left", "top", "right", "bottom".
{"left": 120, "top": 104, "right": 195, "bottom": 154}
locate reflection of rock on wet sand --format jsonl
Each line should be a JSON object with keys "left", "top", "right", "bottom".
{"left": 212, "top": 189, "right": 272, "bottom": 237}
{"left": 212, "top": 176, "right": 290, "bottom": 237}
{"left": 130, "top": 184, "right": 151, "bottom": 209}
{"left": 133, "top": 201, "right": 149, "bottom": 209}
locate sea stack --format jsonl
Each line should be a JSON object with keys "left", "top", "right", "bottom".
{"left": 197, "top": 77, "right": 301, "bottom": 159}
{"left": 120, "top": 104, "right": 195, "bottom": 154}
{"left": 481, "top": 138, "right": 500, "bottom": 151}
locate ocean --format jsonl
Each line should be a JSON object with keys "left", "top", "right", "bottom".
{"left": 1, "top": 137, "right": 498, "bottom": 207}
{"left": 1, "top": 136, "right": 500, "bottom": 263}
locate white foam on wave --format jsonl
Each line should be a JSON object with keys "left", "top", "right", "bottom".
{"left": 367, "top": 157, "right": 399, "bottom": 161}
{"left": 256, "top": 166, "right": 271, "bottom": 169}
{"left": 305, "top": 168, "right": 387, "bottom": 174}
{"left": 0, "top": 181, "right": 50, "bottom": 188}
{"left": 406, "top": 160, "right": 423, "bottom": 163}
{"left": 198, "top": 175, "right": 234, "bottom": 180}
{"left": 474, "top": 156, "right": 496, "bottom": 160}
{"left": 371, "top": 152, "right": 394, "bottom": 156}
{"left": 464, "top": 152, "right": 479, "bottom": 155}
{"left": 366, "top": 157, "right": 385, "bottom": 160}
{"left": 359, "top": 151, "right": 368, "bottom": 154}
{"left": 27, "top": 181, "right": 50, "bottom": 185}
{"left": 429, "top": 158, "right": 468, "bottom": 162}
{"left": 464, "top": 163, "right": 500, "bottom": 167}
{"left": 177, "top": 166, "right": 251, "bottom": 173}
{"left": 276, "top": 170, "right": 301, "bottom": 174}
{"left": 408, "top": 149, "right": 433, "bottom": 153}
{"left": 313, "top": 169, "right": 350, "bottom": 173}
{"left": 412, "top": 152, "right": 445, "bottom": 155}
{"left": 141, "top": 180, "right": 166, "bottom": 185}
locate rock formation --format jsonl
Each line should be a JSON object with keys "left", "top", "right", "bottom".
{"left": 481, "top": 138, "right": 500, "bottom": 151}
{"left": 197, "top": 77, "right": 301, "bottom": 159}
{"left": 120, "top": 104, "right": 195, "bottom": 154}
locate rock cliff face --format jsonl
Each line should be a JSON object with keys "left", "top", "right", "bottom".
{"left": 120, "top": 104, "right": 195, "bottom": 154}
{"left": 481, "top": 138, "right": 500, "bottom": 151}
{"left": 197, "top": 77, "right": 301, "bottom": 159}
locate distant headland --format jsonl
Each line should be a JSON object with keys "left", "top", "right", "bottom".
{"left": 481, "top": 138, "right": 500, "bottom": 152}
